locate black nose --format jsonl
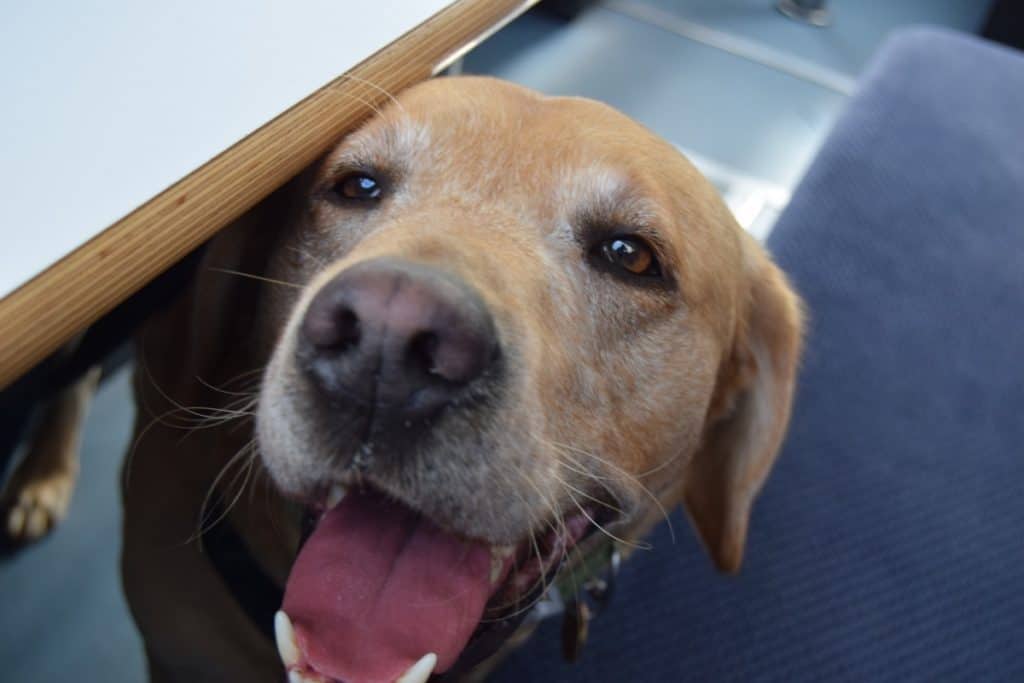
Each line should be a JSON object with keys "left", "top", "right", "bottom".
{"left": 298, "top": 259, "right": 498, "bottom": 427}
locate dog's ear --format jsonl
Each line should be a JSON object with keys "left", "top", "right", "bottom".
{"left": 684, "top": 236, "right": 804, "bottom": 573}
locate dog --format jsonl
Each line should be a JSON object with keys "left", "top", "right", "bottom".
{"left": 19, "top": 76, "right": 804, "bottom": 682}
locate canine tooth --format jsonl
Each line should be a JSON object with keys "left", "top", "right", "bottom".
{"left": 395, "top": 653, "right": 437, "bottom": 683}
{"left": 288, "top": 672, "right": 326, "bottom": 683}
{"left": 326, "top": 484, "right": 347, "bottom": 510}
{"left": 489, "top": 546, "right": 510, "bottom": 583}
{"left": 275, "top": 610, "right": 301, "bottom": 669}
{"left": 287, "top": 673, "right": 304, "bottom": 683}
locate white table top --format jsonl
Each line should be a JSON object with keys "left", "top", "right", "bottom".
{"left": 0, "top": 0, "right": 453, "bottom": 301}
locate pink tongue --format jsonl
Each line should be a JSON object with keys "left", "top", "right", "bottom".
{"left": 282, "top": 490, "right": 498, "bottom": 683}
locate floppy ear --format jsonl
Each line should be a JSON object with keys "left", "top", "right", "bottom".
{"left": 684, "top": 237, "right": 804, "bottom": 573}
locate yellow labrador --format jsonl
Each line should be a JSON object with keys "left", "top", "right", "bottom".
{"left": 116, "top": 76, "right": 803, "bottom": 683}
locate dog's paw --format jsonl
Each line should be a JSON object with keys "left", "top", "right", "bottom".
{"left": 3, "top": 470, "right": 75, "bottom": 542}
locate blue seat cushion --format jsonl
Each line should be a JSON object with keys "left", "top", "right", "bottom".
{"left": 492, "top": 27, "right": 1024, "bottom": 682}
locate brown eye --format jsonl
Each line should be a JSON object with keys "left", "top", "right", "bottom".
{"left": 597, "top": 237, "right": 661, "bottom": 277}
{"left": 334, "top": 173, "right": 382, "bottom": 201}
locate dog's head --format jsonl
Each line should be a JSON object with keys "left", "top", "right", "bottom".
{"left": 250, "top": 77, "right": 802, "bottom": 682}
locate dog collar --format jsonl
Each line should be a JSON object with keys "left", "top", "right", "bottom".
{"left": 202, "top": 504, "right": 284, "bottom": 644}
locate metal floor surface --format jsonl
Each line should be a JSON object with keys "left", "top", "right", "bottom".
{"left": 0, "top": 2, "right": 990, "bottom": 680}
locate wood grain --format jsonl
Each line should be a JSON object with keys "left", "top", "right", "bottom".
{"left": 0, "top": 0, "right": 537, "bottom": 390}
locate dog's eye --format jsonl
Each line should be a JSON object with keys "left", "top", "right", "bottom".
{"left": 333, "top": 173, "right": 382, "bottom": 201}
{"left": 595, "top": 237, "right": 661, "bottom": 278}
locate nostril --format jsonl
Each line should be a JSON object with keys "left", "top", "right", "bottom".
{"left": 405, "top": 326, "right": 495, "bottom": 387}
{"left": 406, "top": 331, "right": 441, "bottom": 377}
{"left": 333, "top": 309, "right": 361, "bottom": 350}
{"left": 304, "top": 305, "right": 361, "bottom": 352}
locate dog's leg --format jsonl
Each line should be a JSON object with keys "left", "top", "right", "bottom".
{"left": 2, "top": 366, "right": 102, "bottom": 541}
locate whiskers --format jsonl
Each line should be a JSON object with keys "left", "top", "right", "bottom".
{"left": 544, "top": 438, "right": 675, "bottom": 545}
{"left": 478, "top": 456, "right": 570, "bottom": 622}
{"left": 135, "top": 363, "right": 262, "bottom": 436}
{"left": 483, "top": 435, "right": 641, "bottom": 620}
{"left": 285, "top": 244, "right": 328, "bottom": 270}
{"left": 128, "top": 346, "right": 267, "bottom": 547}
{"left": 190, "top": 438, "right": 262, "bottom": 545}
{"left": 336, "top": 73, "right": 408, "bottom": 118}
{"left": 483, "top": 434, "right": 678, "bottom": 624}
{"left": 207, "top": 266, "right": 302, "bottom": 289}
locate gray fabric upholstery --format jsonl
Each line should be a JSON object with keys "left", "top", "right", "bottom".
{"left": 493, "top": 27, "right": 1024, "bottom": 681}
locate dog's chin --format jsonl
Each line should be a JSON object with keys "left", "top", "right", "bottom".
{"left": 273, "top": 480, "right": 616, "bottom": 683}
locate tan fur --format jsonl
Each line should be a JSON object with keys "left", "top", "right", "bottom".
{"left": 114, "top": 76, "right": 801, "bottom": 681}
{"left": 685, "top": 231, "right": 804, "bottom": 572}
{"left": 2, "top": 366, "right": 100, "bottom": 541}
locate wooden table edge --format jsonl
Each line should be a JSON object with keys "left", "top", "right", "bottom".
{"left": 0, "top": 0, "right": 537, "bottom": 390}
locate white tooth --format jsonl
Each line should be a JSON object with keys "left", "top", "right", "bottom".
{"left": 494, "top": 544, "right": 515, "bottom": 558}
{"left": 290, "top": 673, "right": 328, "bottom": 683}
{"left": 289, "top": 672, "right": 325, "bottom": 683}
{"left": 275, "top": 610, "right": 301, "bottom": 669}
{"left": 395, "top": 653, "right": 437, "bottom": 683}
{"left": 326, "top": 484, "right": 347, "bottom": 510}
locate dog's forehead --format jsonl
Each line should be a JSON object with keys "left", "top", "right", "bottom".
{"left": 339, "top": 78, "right": 696, "bottom": 201}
